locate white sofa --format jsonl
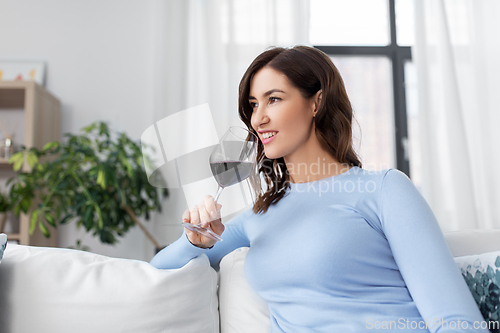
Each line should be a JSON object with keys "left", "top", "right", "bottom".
{"left": 1, "top": 230, "right": 499, "bottom": 333}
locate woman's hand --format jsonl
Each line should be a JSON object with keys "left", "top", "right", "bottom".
{"left": 183, "top": 195, "right": 224, "bottom": 249}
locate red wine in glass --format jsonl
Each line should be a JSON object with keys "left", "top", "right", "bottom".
{"left": 210, "top": 161, "right": 254, "bottom": 189}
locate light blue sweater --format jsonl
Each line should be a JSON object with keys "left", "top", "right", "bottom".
{"left": 150, "top": 167, "right": 488, "bottom": 332}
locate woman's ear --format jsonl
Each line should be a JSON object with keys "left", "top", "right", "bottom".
{"left": 312, "top": 90, "right": 323, "bottom": 117}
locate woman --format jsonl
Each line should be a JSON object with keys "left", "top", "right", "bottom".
{"left": 151, "top": 46, "right": 487, "bottom": 332}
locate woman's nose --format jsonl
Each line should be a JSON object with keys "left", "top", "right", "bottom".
{"left": 252, "top": 105, "right": 269, "bottom": 128}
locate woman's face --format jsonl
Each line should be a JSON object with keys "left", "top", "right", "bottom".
{"left": 249, "top": 66, "right": 318, "bottom": 161}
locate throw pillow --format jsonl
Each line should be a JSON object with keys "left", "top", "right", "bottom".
{"left": 218, "top": 247, "right": 270, "bottom": 333}
{"left": 0, "top": 244, "right": 219, "bottom": 333}
{"left": 0, "top": 233, "right": 6, "bottom": 265}
{"left": 455, "top": 251, "right": 500, "bottom": 332}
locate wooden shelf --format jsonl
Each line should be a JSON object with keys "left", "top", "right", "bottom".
{"left": 0, "top": 158, "right": 12, "bottom": 166}
{"left": 0, "top": 80, "right": 61, "bottom": 247}
{"left": 6, "top": 233, "right": 20, "bottom": 241}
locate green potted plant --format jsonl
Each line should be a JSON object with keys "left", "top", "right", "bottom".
{"left": 7, "top": 122, "right": 168, "bottom": 251}
{"left": 0, "top": 191, "right": 9, "bottom": 233}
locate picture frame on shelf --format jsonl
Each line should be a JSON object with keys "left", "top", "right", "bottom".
{"left": 0, "top": 60, "right": 46, "bottom": 86}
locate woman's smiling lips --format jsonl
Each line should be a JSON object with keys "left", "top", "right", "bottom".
{"left": 258, "top": 130, "right": 278, "bottom": 145}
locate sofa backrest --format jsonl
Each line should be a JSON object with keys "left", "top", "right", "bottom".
{"left": 443, "top": 229, "right": 500, "bottom": 257}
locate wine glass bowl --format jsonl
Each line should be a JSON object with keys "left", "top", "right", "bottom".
{"left": 182, "top": 126, "right": 258, "bottom": 242}
{"left": 209, "top": 127, "right": 258, "bottom": 201}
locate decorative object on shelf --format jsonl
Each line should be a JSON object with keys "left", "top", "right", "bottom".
{"left": 0, "top": 60, "right": 46, "bottom": 86}
{"left": 7, "top": 121, "right": 168, "bottom": 251}
{"left": 0, "top": 191, "right": 10, "bottom": 233}
{"left": 0, "top": 119, "right": 20, "bottom": 160}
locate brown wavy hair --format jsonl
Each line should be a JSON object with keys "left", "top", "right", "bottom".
{"left": 239, "top": 46, "right": 362, "bottom": 214}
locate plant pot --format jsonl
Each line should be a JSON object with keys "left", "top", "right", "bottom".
{"left": 0, "top": 212, "right": 6, "bottom": 233}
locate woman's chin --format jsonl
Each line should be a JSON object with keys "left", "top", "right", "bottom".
{"left": 264, "top": 150, "right": 283, "bottom": 160}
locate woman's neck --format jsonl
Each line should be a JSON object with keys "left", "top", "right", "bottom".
{"left": 284, "top": 154, "right": 351, "bottom": 184}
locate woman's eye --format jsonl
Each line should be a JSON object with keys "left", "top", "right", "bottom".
{"left": 269, "top": 97, "right": 280, "bottom": 104}
{"left": 249, "top": 102, "right": 257, "bottom": 109}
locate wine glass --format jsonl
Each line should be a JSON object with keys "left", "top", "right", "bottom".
{"left": 182, "top": 126, "right": 258, "bottom": 242}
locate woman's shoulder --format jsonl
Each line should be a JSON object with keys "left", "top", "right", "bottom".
{"left": 379, "top": 167, "right": 413, "bottom": 189}
{"left": 347, "top": 167, "right": 417, "bottom": 233}
{"left": 344, "top": 167, "right": 414, "bottom": 200}
{"left": 342, "top": 166, "right": 396, "bottom": 188}
{"left": 368, "top": 167, "right": 421, "bottom": 206}
{"left": 349, "top": 166, "right": 408, "bottom": 183}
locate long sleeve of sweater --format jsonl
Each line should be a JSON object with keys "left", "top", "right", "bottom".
{"left": 149, "top": 209, "right": 252, "bottom": 271}
{"left": 378, "top": 169, "right": 488, "bottom": 332}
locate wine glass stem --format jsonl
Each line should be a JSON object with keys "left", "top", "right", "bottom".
{"left": 214, "top": 185, "right": 223, "bottom": 203}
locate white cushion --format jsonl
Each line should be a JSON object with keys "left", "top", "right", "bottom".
{"left": 218, "top": 247, "right": 270, "bottom": 333}
{"left": 444, "top": 229, "right": 500, "bottom": 257}
{"left": 0, "top": 244, "right": 219, "bottom": 333}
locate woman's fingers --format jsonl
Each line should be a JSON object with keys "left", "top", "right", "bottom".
{"left": 189, "top": 205, "right": 200, "bottom": 226}
{"left": 182, "top": 209, "right": 197, "bottom": 244}
{"left": 198, "top": 198, "right": 216, "bottom": 227}
{"left": 202, "top": 195, "right": 222, "bottom": 218}
{"left": 183, "top": 196, "right": 224, "bottom": 246}
{"left": 205, "top": 196, "right": 219, "bottom": 213}
{"left": 182, "top": 209, "right": 190, "bottom": 223}
{"left": 210, "top": 211, "right": 225, "bottom": 235}
{"left": 182, "top": 208, "right": 197, "bottom": 241}
{"left": 199, "top": 203, "right": 211, "bottom": 229}
{"left": 201, "top": 195, "right": 224, "bottom": 235}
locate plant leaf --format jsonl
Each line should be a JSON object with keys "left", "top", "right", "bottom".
{"left": 82, "top": 123, "right": 97, "bottom": 133}
{"left": 42, "top": 141, "right": 59, "bottom": 152}
{"left": 44, "top": 212, "right": 56, "bottom": 228}
{"left": 39, "top": 220, "right": 50, "bottom": 237}
{"left": 96, "top": 169, "right": 106, "bottom": 189}
{"left": 20, "top": 198, "right": 31, "bottom": 214}
{"left": 8, "top": 151, "right": 24, "bottom": 166}
{"left": 83, "top": 205, "right": 93, "bottom": 222}
{"left": 26, "top": 151, "right": 38, "bottom": 168}
{"left": 59, "top": 213, "right": 74, "bottom": 224}
{"left": 30, "top": 209, "right": 39, "bottom": 235}
{"left": 12, "top": 154, "right": 25, "bottom": 171}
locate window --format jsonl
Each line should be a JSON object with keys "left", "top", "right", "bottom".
{"left": 310, "top": 0, "right": 416, "bottom": 181}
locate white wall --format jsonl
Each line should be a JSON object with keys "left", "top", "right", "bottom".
{"left": 0, "top": 0, "right": 161, "bottom": 260}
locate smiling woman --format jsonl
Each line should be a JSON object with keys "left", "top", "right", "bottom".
{"left": 150, "top": 46, "right": 488, "bottom": 333}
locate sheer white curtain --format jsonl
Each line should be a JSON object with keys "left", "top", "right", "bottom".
{"left": 413, "top": 0, "right": 500, "bottom": 231}
{"left": 153, "top": 0, "right": 309, "bottom": 131}
{"left": 150, "top": 0, "right": 310, "bottom": 246}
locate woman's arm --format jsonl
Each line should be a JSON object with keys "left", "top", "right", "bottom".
{"left": 379, "top": 169, "right": 489, "bottom": 333}
{"left": 150, "top": 208, "right": 251, "bottom": 270}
